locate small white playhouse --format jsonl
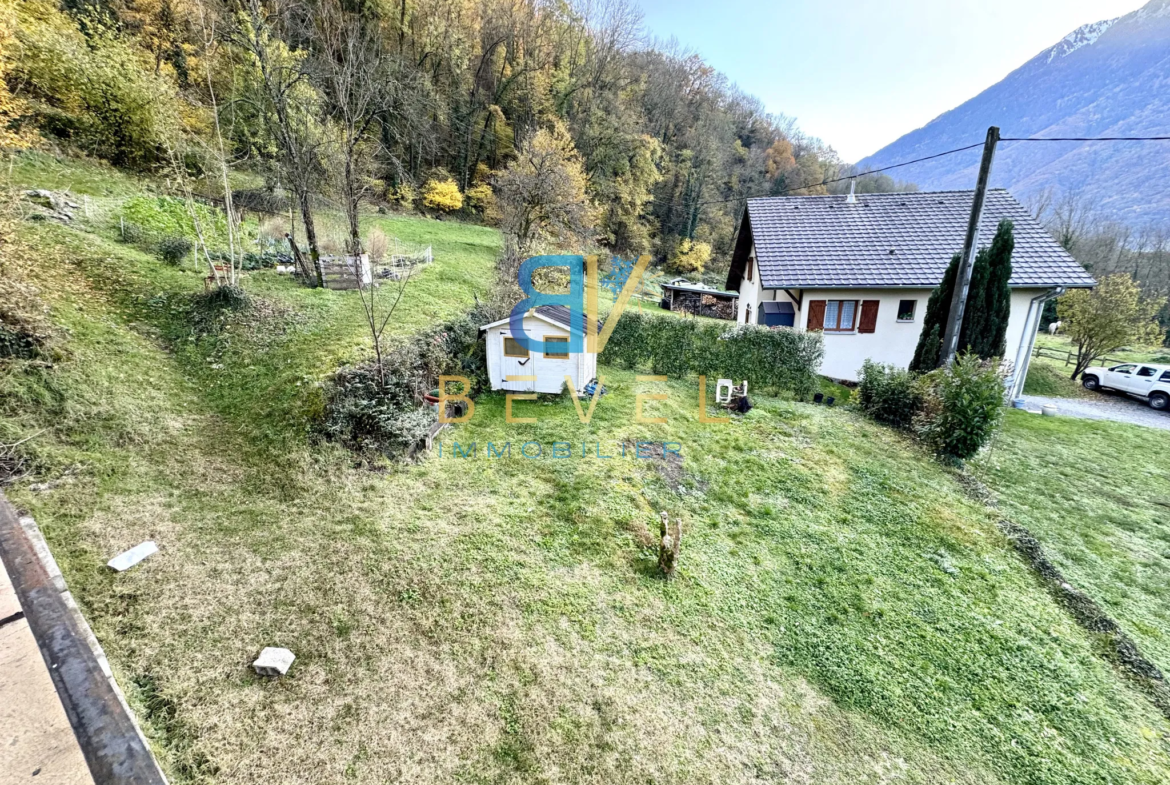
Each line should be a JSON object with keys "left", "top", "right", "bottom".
{"left": 481, "top": 305, "right": 598, "bottom": 394}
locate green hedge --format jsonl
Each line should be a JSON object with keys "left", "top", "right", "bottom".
{"left": 600, "top": 311, "right": 823, "bottom": 396}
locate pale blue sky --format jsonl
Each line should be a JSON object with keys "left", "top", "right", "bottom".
{"left": 633, "top": 0, "right": 1149, "bottom": 161}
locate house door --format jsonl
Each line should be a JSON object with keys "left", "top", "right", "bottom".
{"left": 1104, "top": 364, "right": 1139, "bottom": 392}
{"left": 501, "top": 335, "right": 535, "bottom": 391}
{"left": 1130, "top": 365, "right": 1163, "bottom": 396}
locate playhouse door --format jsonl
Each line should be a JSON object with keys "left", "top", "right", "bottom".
{"left": 501, "top": 335, "right": 535, "bottom": 391}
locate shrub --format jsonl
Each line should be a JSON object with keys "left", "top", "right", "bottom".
{"left": 914, "top": 354, "right": 1006, "bottom": 463}
{"left": 321, "top": 362, "right": 436, "bottom": 458}
{"left": 393, "top": 183, "right": 417, "bottom": 210}
{"left": 598, "top": 312, "right": 823, "bottom": 397}
{"left": 670, "top": 239, "right": 711, "bottom": 274}
{"left": 695, "top": 323, "right": 823, "bottom": 398}
{"left": 320, "top": 304, "right": 498, "bottom": 459}
{"left": 422, "top": 177, "right": 463, "bottom": 212}
{"left": 158, "top": 235, "right": 193, "bottom": 265}
{"left": 119, "top": 221, "right": 144, "bottom": 244}
{"left": 857, "top": 360, "right": 920, "bottom": 429}
{"left": 14, "top": 2, "right": 187, "bottom": 169}
{"left": 465, "top": 181, "right": 499, "bottom": 223}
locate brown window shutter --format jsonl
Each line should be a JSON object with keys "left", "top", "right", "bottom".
{"left": 746, "top": 258, "right": 753, "bottom": 282}
{"left": 859, "top": 300, "right": 880, "bottom": 333}
{"left": 807, "top": 300, "right": 826, "bottom": 331}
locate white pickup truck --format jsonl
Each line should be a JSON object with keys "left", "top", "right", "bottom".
{"left": 1081, "top": 363, "right": 1170, "bottom": 411}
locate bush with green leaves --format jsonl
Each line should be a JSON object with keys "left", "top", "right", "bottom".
{"left": 14, "top": 4, "right": 186, "bottom": 169}
{"left": 158, "top": 235, "right": 193, "bottom": 266}
{"left": 857, "top": 360, "right": 921, "bottom": 429}
{"left": 320, "top": 304, "right": 500, "bottom": 460}
{"left": 914, "top": 354, "right": 1007, "bottom": 463}
{"left": 600, "top": 312, "right": 823, "bottom": 397}
{"left": 119, "top": 221, "right": 144, "bottom": 244}
{"left": 320, "top": 363, "right": 436, "bottom": 458}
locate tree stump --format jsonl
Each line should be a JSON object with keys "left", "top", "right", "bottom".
{"left": 658, "top": 511, "right": 681, "bottom": 579}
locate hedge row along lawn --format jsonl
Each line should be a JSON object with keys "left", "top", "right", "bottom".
{"left": 2, "top": 157, "right": 1169, "bottom": 784}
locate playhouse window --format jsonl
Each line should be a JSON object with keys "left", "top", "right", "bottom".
{"left": 503, "top": 337, "right": 529, "bottom": 358}
{"left": 544, "top": 336, "right": 570, "bottom": 359}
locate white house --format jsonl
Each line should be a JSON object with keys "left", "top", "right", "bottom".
{"left": 726, "top": 189, "right": 1096, "bottom": 395}
{"left": 481, "top": 305, "right": 598, "bottom": 394}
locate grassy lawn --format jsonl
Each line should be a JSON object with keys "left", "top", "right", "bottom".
{"left": 973, "top": 410, "right": 1170, "bottom": 670}
{"left": 2, "top": 161, "right": 1169, "bottom": 783}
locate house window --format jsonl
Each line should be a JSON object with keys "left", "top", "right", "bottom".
{"left": 823, "top": 300, "right": 858, "bottom": 332}
{"left": 543, "top": 336, "right": 569, "bottom": 359}
{"left": 503, "top": 337, "right": 529, "bottom": 358}
{"left": 897, "top": 299, "right": 917, "bottom": 322}
{"left": 746, "top": 258, "right": 753, "bottom": 282}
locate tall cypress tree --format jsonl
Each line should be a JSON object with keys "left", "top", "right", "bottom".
{"left": 909, "top": 254, "right": 959, "bottom": 371}
{"left": 909, "top": 220, "right": 1015, "bottom": 370}
{"left": 959, "top": 220, "right": 1014, "bottom": 358}
{"left": 983, "top": 219, "right": 1014, "bottom": 357}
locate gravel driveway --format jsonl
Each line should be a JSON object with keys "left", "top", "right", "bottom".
{"left": 1019, "top": 393, "right": 1170, "bottom": 431}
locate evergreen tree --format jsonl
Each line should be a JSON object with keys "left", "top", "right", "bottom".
{"left": 909, "top": 220, "right": 1015, "bottom": 370}
{"left": 982, "top": 220, "right": 1015, "bottom": 357}
{"left": 960, "top": 220, "right": 1014, "bottom": 358}
{"left": 910, "top": 254, "right": 959, "bottom": 371}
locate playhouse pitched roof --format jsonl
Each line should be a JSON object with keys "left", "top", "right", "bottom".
{"left": 480, "top": 305, "right": 602, "bottom": 335}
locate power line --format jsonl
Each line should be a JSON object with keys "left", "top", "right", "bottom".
{"left": 695, "top": 141, "right": 987, "bottom": 207}
{"left": 1001, "top": 135, "right": 1170, "bottom": 142}
{"left": 691, "top": 134, "right": 1170, "bottom": 209}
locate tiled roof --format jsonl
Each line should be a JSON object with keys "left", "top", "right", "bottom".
{"left": 739, "top": 189, "right": 1095, "bottom": 289}
{"left": 535, "top": 305, "right": 602, "bottom": 333}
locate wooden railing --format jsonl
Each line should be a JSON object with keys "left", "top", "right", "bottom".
{"left": 1033, "top": 346, "right": 1126, "bottom": 368}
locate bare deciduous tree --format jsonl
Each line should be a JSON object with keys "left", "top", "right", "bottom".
{"left": 232, "top": 0, "right": 325, "bottom": 287}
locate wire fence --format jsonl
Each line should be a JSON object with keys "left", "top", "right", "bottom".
{"left": 73, "top": 192, "right": 434, "bottom": 289}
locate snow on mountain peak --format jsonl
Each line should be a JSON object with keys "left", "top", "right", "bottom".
{"left": 1046, "top": 18, "right": 1118, "bottom": 63}
{"left": 1136, "top": 0, "right": 1170, "bottom": 18}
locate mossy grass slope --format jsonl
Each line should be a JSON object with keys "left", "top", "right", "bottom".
{"left": 3, "top": 158, "right": 1169, "bottom": 784}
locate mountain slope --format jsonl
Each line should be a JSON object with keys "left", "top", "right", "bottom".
{"left": 857, "top": 0, "right": 1170, "bottom": 226}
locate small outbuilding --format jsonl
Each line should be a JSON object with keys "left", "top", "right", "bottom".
{"left": 659, "top": 279, "right": 738, "bottom": 320}
{"left": 481, "top": 305, "right": 598, "bottom": 394}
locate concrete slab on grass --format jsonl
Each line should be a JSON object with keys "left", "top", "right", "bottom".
{"left": 0, "top": 568, "right": 94, "bottom": 784}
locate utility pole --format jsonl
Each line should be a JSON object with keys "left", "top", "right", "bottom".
{"left": 939, "top": 125, "right": 1000, "bottom": 366}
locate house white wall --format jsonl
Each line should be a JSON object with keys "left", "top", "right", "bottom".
{"left": 786, "top": 286, "right": 1048, "bottom": 382}
{"left": 795, "top": 289, "right": 933, "bottom": 380}
{"left": 736, "top": 250, "right": 800, "bottom": 325}
{"left": 484, "top": 313, "right": 594, "bottom": 394}
{"left": 735, "top": 249, "right": 763, "bottom": 324}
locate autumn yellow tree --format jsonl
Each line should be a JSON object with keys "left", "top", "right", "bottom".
{"left": 0, "top": 0, "right": 35, "bottom": 150}
{"left": 670, "top": 238, "right": 711, "bottom": 275}
{"left": 422, "top": 175, "right": 463, "bottom": 212}
{"left": 494, "top": 119, "right": 594, "bottom": 254}
{"left": 1059, "top": 274, "right": 1166, "bottom": 379}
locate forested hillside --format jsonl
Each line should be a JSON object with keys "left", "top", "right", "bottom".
{"left": 1, "top": 0, "right": 909, "bottom": 275}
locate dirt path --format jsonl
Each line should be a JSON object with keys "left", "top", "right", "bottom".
{"left": 1019, "top": 394, "right": 1170, "bottom": 432}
